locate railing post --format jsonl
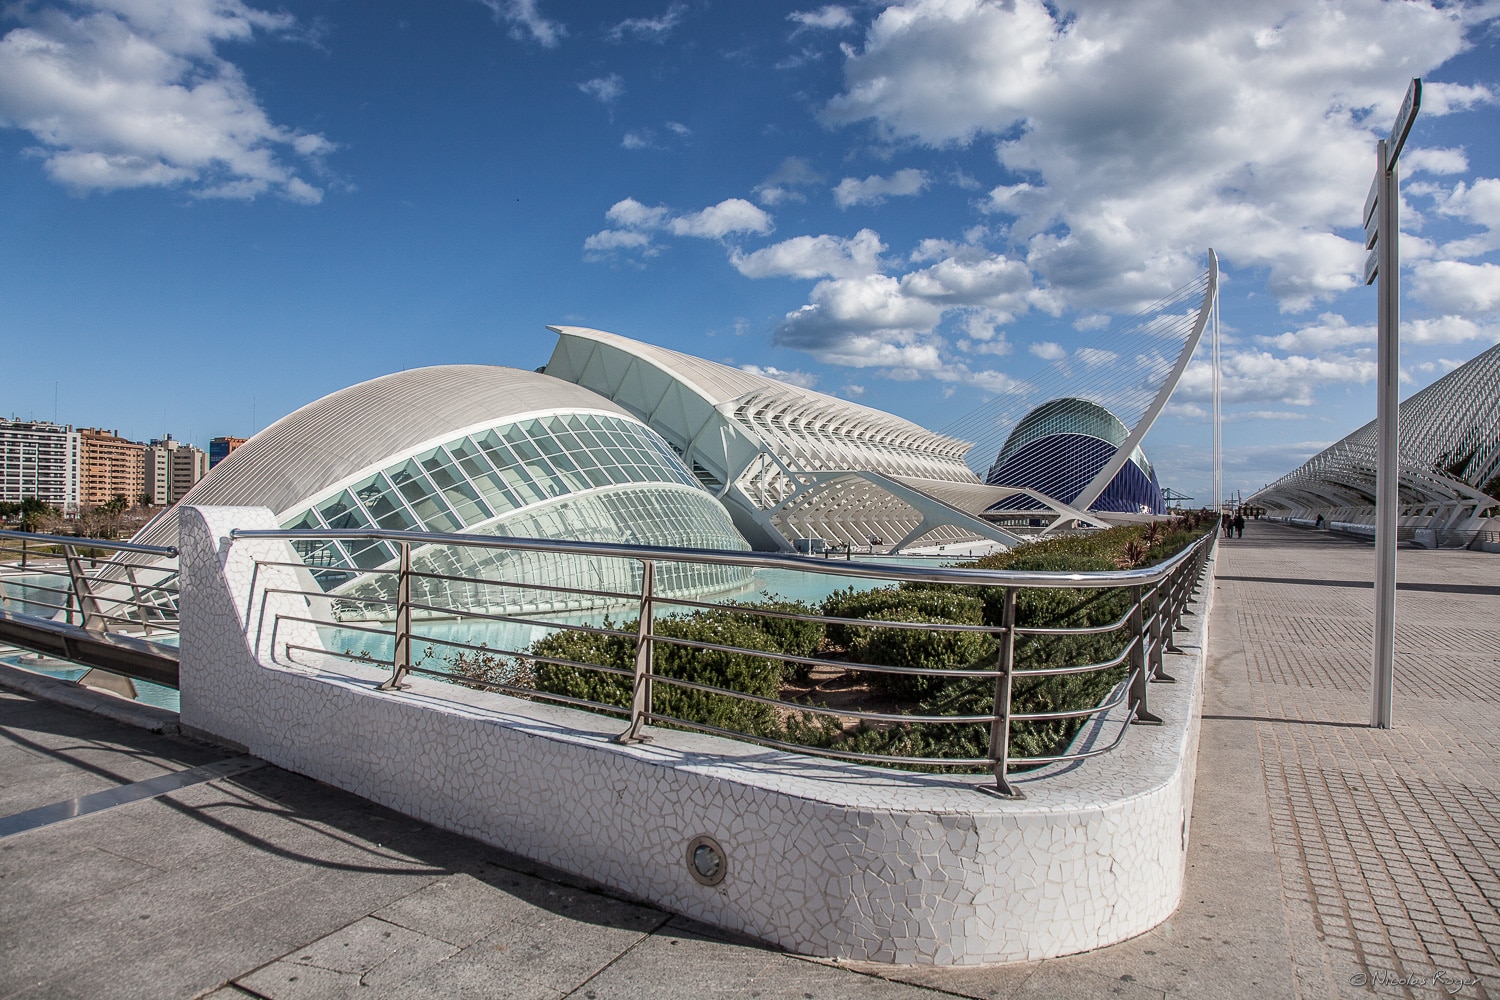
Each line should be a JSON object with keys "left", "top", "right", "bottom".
{"left": 1128, "top": 583, "right": 1162, "bottom": 725}
{"left": 986, "top": 586, "right": 1022, "bottom": 797}
{"left": 378, "top": 542, "right": 413, "bottom": 691}
{"left": 1147, "top": 582, "right": 1176, "bottom": 682}
{"left": 62, "top": 543, "right": 105, "bottom": 632}
{"left": 124, "top": 565, "right": 152, "bottom": 636}
{"left": 619, "top": 559, "right": 655, "bottom": 744}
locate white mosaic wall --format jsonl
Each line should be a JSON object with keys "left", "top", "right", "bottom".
{"left": 177, "top": 505, "right": 1213, "bottom": 965}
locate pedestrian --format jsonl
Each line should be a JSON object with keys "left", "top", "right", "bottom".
{"left": 1222, "top": 512, "right": 1233, "bottom": 538}
{"left": 1233, "top": 512, "right": 1245, "bottom": 538}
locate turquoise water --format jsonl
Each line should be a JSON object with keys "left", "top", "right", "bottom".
{"left": 0, "top": 651, "right": 181, "bottom": 711}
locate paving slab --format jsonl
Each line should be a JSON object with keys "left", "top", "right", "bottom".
{"left": 0, "top": 526, "right": 1495, "bottom": 999}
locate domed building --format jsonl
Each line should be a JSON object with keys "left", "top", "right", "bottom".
{"left": 985, "top": 397, "right": 1166, "bottom": 515}
{"left": 133, "top": 365, "right": 751, "bottom": 615}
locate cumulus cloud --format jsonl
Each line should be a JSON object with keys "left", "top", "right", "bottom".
{"left": 821, "top": 0, "right": 1490, "bottom": 313}
{"left": 607, "top": 4, "right": 687, "bottom": 42}
{"left": 0, "top": 0, "right": 332, "bottom": 202}
{"left": 1403, "top": 147, "right": 1470, "bottom": 176}
{"left": 833, "top": 167, "right": 928, "bottom": 208}
{"left": 478, "top": 0, "right": 565, "bottom": 47}
{"left": 740, "top": 364, "right": 819, "bottom": 388}
{"left": 731, "top": 229, "right": 886, "bottom": 280}
{"left": 1028, "top": 341, "right": 1065, "bottom": 361}
{"left": 585, "top": 196, "right": 773, "bottom": 261}
{"left": 771, "top": 248, "right": 1043, "bottom": 366}
{"left": 669, "top": 199, "right": 774, "bottom": 238}
{"left": 1256, "top": 313, "right": 1374, "bottom": 352}
{"left": 1411, "top": 259, "right": 1500, "bottom": 314}
{"left": 790, "top": 6, "right": 856, "bottom": 31}
{"left": 1177, "top": 350, "right": 1376, "bottom": 407}
{"left": 578, "top": 74, "right": 624, "bottom": 104}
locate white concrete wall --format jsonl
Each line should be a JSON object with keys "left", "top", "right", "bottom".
{"left": 177, "top": 505, "right": 1213, "bottom": 966}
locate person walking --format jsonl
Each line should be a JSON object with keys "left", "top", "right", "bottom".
{"left": 1233, "top": 512, "right": 1245, "bottom": 538}
{"left": 1222, "top": 512, "right": 1233, "bottom": 538}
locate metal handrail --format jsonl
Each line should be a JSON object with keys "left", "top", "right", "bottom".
{"left": 230, "top": 525, "right": 1207, "bottom": 589}
{"left": 0, "top": 528, "right": 178, "bottom": 557}
{"left": 237, "top": 524, "right": 1217, "bottom": 795}
{"left": 0, "top": 528, "right": 183, "bottom": 688}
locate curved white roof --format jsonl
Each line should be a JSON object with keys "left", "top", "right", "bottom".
{"left": 135, "top": 366, "right": 636, "bottom": 542}
{"left": 548, "top": 325, "right": 969, "bottom": 460}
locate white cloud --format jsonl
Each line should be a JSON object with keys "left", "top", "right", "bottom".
{"left": 755, "top": 156, "right": 823, "bottom": 206}
{"left": 0, "top": 0, "right": 331, "bottom": 202}
{"left": 1075, "top": 347, "right": 1117, "bottom": 367}
{"left": 621, "top": 131, "right": 653, "bottom": 150}
{"left": 1411, "top": 259, "right": 1500, "bottom": 314}
{"left": 731, "top": 229, "right": 885, "bottom": 279}
{"left": 842, "top": 383, "right": 866, "bottom": 397}
{"left": 606, "top": 197, "right": 668, "bottom": 229}
{"left": 790, "top": 6, "right": 856, "bottom": 31}
{"left": 586, "top": 196, "right": 773, "bottom": 260}
{"left": 833, "top": 167, "right": 928, "bottom": 208}
{"left": 669, "top": 198, "right": 774, "bottom": 238}
{"left": 1028, "top": 341, "right": 1065, "bottom": 361}
{"left": 1406, "top": 315, "right": 1500, "bottom": 345}
{"left": 1256, "top": 312, "right": 1373, "bottom": 352}
{"left": 1177, "top": 350, "right": 1376, "bottom": 407}
{"left": 578, "top": 74, "right": 624, "bottom": 104}
{"left": 607, "top": 4, "right": 687, "bottom": 43}
{"left": 582, "top": 229, "right": 654, "bottom": 258}
{"left": 821, "top": 0, "right": 1489, "bottom": 314}
{"left": 739, "top": 364, "right": 819, "bottom": 388}
{"left": 1402, "top": 147, "right": 1469, "bottom": 176}
{"left": 478, "top": 0, "right": 565, "bottom": 47}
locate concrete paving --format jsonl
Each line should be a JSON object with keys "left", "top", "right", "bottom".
{"left": 0, "top": 520, "right": 1494, "bottom": 999}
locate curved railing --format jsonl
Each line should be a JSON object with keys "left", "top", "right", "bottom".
{"left": 232, "top": 525, "right": 1216, "bottom": 796}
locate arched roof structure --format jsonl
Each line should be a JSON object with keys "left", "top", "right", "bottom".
{"left": 986, "top": 398, "right": 1166, "bottom": 515}
{"left": 544, "top": 326, "right": 1021, "bottom": 552}
{"left": 1250, "top": 341, "right": 1500, "bottom": 522}
{"left": 134, "top": 366, "right": 750, "bottom": 614}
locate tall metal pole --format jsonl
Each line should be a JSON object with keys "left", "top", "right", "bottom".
{"left": 1365, "top": 78, "right": 1418, "bottom": 729}
{"left": 1212, "top": 286, "right": 1222, "bottom": 513}
{"left": 1371, "top": 136, "right": 1399, "bottom": 729}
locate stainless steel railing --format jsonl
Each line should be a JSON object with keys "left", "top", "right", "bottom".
{"left": 0, "top": 528, "right": 181, "bottom": 635}
{"left": 233, "top": 525, "right": 1216, "bottom": 795}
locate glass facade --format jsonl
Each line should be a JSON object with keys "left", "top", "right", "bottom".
{"left": 279, "top": 411, "right": 750, "bottom": 618}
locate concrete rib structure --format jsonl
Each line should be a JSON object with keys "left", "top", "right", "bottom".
{"left": 544, "top": 326, "right": 1024, "bottom": 552}
{"left": 1250, "top": 340, "right": 1500, "bottom": 537}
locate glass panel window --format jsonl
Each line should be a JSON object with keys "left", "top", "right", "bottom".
{"left": 319, "top": 491, "right": 370, "bottom": 530}
{"left": 418, "top": 447, "right": 491, "bottom": 525}
{"left": 353, "top": 474, "right": 417, "bottom": 530}
{"left": 448, "top": 437, "right": 519, "bottom": 513}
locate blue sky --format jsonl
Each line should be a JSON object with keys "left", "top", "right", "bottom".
{"left": 2, "top": 0, "right": 1498, "bottom": 503}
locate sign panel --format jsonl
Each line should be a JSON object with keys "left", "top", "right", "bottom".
{"left": 1387, "top": 78, "right": 1421, "bottom": 167}
{"left": 1365, "top": 208, "right": 1380, "bottom": 250}
{"left": 1364, "top": 170, "right": 1381, "bottom": 228}
{"left": 1364, "top": 247, "right": 1379, "bottom": 286}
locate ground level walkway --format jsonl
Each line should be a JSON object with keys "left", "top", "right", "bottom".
{"left": 0, "top": 521, "right": 1495, "bottom": 999}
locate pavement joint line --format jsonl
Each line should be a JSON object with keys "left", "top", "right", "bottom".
{"left": 0, "top": 753, "right": 265, "bottom": 840}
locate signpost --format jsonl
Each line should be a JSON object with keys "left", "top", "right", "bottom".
{"left": 1364, "top": 78, "right": 1420, "bottom": 730}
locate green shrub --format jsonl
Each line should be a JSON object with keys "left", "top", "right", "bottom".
{"left": 848, "top": 609, "right": 995, "bottom": 702}
{"left": 724, "top": 597, "right": 825, "bottom": 682}
{"left": 530, "top": 609, "right": 788, "bottom": 738}
{"left": 821, "top": 586, "right": 984, "bottom": 647}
